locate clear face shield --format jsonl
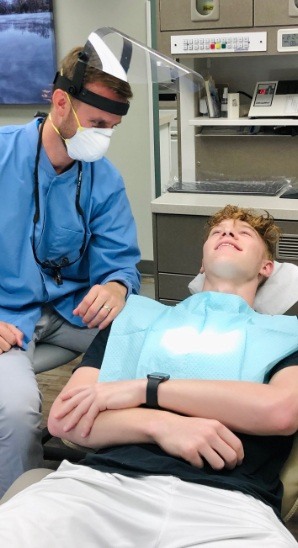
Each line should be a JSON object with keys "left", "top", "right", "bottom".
{"left": 53, "top": 26, "right": 204, "bottom": 116}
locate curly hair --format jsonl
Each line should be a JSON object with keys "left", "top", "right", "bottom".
{"left": 205, "top": 204, "right": 282, "bottom": 260}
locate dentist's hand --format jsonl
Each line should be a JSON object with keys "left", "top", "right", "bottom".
{"left": 73, "top": 281, "right": 127, "bottom": 330}
{"left": 0, "top": 321, "right": 23, "bottom": 353}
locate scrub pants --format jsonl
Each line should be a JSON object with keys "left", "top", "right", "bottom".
{"left": 0, "top": 461, "right": 296, "bottom": 547}
{"left": 0, "top": 307, "right": 98, "bottom": 498}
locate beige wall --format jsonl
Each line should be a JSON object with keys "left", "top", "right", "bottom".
{"left": 0, "top": 0, "right": 155, "bottom": 261}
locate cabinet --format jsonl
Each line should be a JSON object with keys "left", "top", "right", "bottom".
{"left": 254, "top": 0, "right": 298, "bottom": 27}
{"left": 158, "top": 0, "right": 298, "bottom": 32}
{"left": 156, "top": 0, "right": 298, "bottom": 57}
{"left": 153, "top": 0, "right": 298, "bottom": 313}
{"left": 160, "top": 0, "right": 253, "bottom": 32}
{"left": 178, "top": 91, "right": 298, "bottom": 182}
{"left": 153, "top": 213, "right": 206, "bottom": 303}
{"left": 187, "top": 118, "right": 298, "bottom": 184}
{"left": 152, "top": 193, "right": 298, "bottom": 315}
{"left": 154, "top": 0, "right": 298, "bottom": 183}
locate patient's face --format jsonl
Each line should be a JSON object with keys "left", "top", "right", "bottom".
{"left": 202, "top": 219, "right": 270, "bottom": 283}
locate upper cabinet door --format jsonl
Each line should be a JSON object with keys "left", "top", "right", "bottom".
{"left": 254, "top": 0, "right": 298, "bottom": 26}
{"left": 159, "top": 0, "right": 253, "bottom": 32}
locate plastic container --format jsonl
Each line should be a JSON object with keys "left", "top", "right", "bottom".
{"left": 221, "top": 87, "right": 228, "bottom": 118}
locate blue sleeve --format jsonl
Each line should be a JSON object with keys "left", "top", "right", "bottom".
{"left": 88, "top": 165, "right": 141, "bottom": 296}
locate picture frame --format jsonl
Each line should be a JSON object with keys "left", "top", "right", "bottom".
{"left": 0, "top": 0, "right": 56, "bottom": 104}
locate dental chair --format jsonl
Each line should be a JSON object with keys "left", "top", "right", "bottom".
{"left": 281, "top": 432, "right": 298, "bottom": 524}
{"left": 2, "top": 262, "right": 298, "bottom": 532}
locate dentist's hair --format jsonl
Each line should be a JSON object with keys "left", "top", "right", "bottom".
{"left": 60, "top": 46, "right": 133, "bottom": 101}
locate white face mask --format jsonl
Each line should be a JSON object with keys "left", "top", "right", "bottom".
{"left": 49, "top": 94, "right": 115, "bottom": 163}
{"left": 65, "top": 126, "right": 114, "bottom": 162}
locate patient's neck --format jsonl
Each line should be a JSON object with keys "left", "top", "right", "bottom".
{"left": 202, "top": 277, "right": 258, "bottom": 307}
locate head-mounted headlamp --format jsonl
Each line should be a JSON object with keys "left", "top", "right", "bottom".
{"left": 53, "top": 29, "right": 132, "bottom": 116}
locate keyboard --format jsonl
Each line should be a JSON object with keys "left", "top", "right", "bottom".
{"left": 167, "top": 180, "right": 291, "bottom": 196}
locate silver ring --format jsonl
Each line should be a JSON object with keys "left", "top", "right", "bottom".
{"left": 103, "top": 305, "right": 112, "bottom": 313}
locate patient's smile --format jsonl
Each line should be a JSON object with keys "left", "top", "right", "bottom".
{"left": 216, "top": 242, "right": 241, "bottom": 251}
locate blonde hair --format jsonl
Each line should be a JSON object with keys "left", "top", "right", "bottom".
{"left": 205, "top": 204, "right": 282, "bottom": 260}
{"left": 60, "top": 46, "right": 133, "bottom": 101}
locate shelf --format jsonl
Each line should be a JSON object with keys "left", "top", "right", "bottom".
{"left": 194, "top": 126, "right": 293, "bottom": 137}
{"left": 189, "top": 117, "right": 298, "bottom": 127}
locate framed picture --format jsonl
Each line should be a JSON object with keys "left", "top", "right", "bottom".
{"left": 0, "top": 0, "right": 56, "bottom": 104}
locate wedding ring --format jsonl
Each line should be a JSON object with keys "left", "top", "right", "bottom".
{"left": 103, "top": 305, "right": 112, "bottom": 313}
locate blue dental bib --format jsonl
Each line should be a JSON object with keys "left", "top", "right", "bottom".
{"left": 99, "top": 293, "right": 298, "bottom": 383}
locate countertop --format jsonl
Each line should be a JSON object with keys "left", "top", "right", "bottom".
{"left": 151, "top": 192, "right": 298, "bottom": 220}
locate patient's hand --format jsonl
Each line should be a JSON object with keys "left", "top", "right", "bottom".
{"left": 152, "top": 414, "right": 244, "bottom": 470}
{"left": 55, "top": 379, "right": 146, "bottom": 437}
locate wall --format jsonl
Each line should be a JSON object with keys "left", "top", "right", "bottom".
{"left": 0, "top": 0, "right": 155, "bottom": 263}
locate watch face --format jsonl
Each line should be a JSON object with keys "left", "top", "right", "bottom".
{"left": 147, "top": 372, "right": 170, "bottom": 380}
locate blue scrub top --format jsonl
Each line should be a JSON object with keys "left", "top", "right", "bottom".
{"left": 0, "top": 119, "right": 140, "bottom": 346}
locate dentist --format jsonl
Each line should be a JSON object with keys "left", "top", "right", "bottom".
{"left": 0, "top": 29, "right": 140, "bottom": 496}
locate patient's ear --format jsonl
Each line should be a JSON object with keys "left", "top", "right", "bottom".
{"left": 199, "top": 263, "right": 205, "bottom": 274}
{"left": 259, "top": 259, "right": 274, "bottom": 280}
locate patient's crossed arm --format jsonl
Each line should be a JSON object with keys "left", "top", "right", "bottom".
{"left": 52, "top": 363, "right": 298, "bottom": 436}
{"left": 48, "top": 363, "right": 298, "bottom": 470}
{"left": 48, "top": 367, "right": 243, "bottom": 470}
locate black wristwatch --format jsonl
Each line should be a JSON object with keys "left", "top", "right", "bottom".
{"left": 146, "top": 372, "right": 170, "bottom": 409}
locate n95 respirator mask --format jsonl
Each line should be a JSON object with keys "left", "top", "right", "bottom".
{"left": 65, "top": 127, "right": 114, "bottom": 162}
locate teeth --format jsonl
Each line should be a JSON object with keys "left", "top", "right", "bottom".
{"left": 219, "top": 243, "right": 235, "bottom": 248}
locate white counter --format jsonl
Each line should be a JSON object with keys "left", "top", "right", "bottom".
{"left": 151, "top": 192, "right": 298, "bottom": 221}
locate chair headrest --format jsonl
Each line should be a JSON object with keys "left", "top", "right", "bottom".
{"left": 188, "top": 261, "right": 298, "bottom": 314}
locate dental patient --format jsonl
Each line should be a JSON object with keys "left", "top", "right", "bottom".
{"left": 0, "top": 205, "right": 297, "bottom": 548}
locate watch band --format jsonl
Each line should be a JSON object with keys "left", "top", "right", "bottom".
{"left": 146, "top": 373, "right": 170, "bottom": 409}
